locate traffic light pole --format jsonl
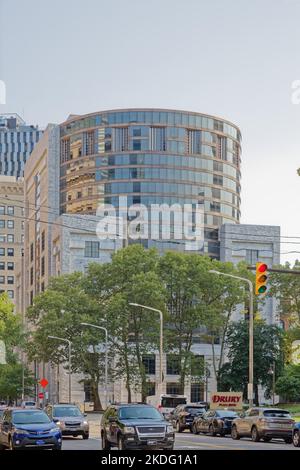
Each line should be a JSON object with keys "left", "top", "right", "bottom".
{"left": 209, "top": 271, "right": 254, "bottom": 407}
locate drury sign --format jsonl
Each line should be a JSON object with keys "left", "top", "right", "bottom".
{"left": 210, "top": 392, "right": 243, "bottom": 410}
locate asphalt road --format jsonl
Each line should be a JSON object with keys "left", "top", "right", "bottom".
{"left": 61, "top": 431, "right": 299, "bottom": 450}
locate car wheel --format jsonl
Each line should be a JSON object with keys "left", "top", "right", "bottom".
{"left": 101, "top": 432, "right": 111, "bottom": 450}
{"left": 209, "top": 424, "right": 216, "bottom": 436}
{"left": 285, "top": 437, "right": 293, "bottom": 444}
{"left": 231, "top": 425, "right": 240, "bottom": 440}
{"left": 118, "top": 435, "right": 126, "bottom": 450}
{"left": 263, "top": 437, "right": 272, "bottom": 442}
{"left": 82, "top": 433, "right": 89, "bottom": 440}
{"left": 192, "top": 423, "right": 199, "bottom": 435}
{"left": 176, "top": 421, "right": 183, "bottom": 433}
{"left": 251, "top": 426, "right": 260, "bottom": 442}
{"left": 293, "top": 430, "right": 300, "bottom": 447}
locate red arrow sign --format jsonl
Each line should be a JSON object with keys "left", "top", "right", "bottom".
{"left": 39, "top": 378, "right": 48, "bottom": 388}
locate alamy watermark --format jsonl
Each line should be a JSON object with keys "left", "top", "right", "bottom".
{"left": 96, "top": 196, "right": 205, "bottom": 251}
{"left": 0, "top": 80, "right": 6, "bottom": 104}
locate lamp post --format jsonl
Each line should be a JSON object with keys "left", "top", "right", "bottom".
{"left": 80, "top": 323, "right": 108, "bottom": 410}
{"left": 209, "top": 270, "right": 254, "bottom": 407}
{"left": 129, "top": 303, "right": 164, "bottom": 395}
{"left": 48, "top": 336, "right": 72, "bottom": 404}
{"left": 268, "top": 363, "right": 276, "bottom": 405}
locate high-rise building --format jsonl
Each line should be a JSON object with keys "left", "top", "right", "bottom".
{"left": 0, "top": 175, "right": 24, "bottom": 304}
{"left": 60, "top": 109, "right": 241, "bottom": 258}
{"left": 0, "top": 114, "right": 43, "bottom": 177}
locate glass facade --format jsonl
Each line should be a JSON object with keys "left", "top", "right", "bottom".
{"left": 59, "top": 109, "right": 241, "bottom": 258}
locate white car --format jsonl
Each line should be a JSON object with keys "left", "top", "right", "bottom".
{"left": 21, "top": 400, "right": 37, "bottom": 409}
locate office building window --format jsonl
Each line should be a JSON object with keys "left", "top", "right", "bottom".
{"left": 30, "top": 267, "right": 33, "bottom": 285}
{"left": 142, "top": 355, "right": 156, "bottom": 375}
{"left": 7, "top": 235, "right": 14, "bottom": 243}
{"left": 41, "top": 257, "right": 45, "bottom": 277}
{"left": 0, "top": 236, "right": 5, "bottom": 243}
{"left": 41, "top": 282, "right": 45, "bottom": 292}
{"left": 84, "top": 241, "right": 99, "bottom": 258}
{"left": 7, "top": 248, "right": 14, "bottom": 256}
{"left": 0, "top": 248, "right": 4, "bottom": 256}
{"left": 0, "top": 206, "right": 4, "bottom": 215}
{"left": 0, "top": 276, "right": 4, "bottom": 284}
{"left": 7, "top": 206, "right": 14, "bottom": 215}
{"left": 0, "top": 221, "right": 5, "bottom": 229}
{"left": 30, "top": 291, "right": 33, "bottom": 305}
{"left": 0, "top": 262, "right": 4, "bottom": 270}
{"left": 30, "top": 243, "right": 34, "bottom": 262}
{"left": 7, "top": 290, "right": 14, "bottom": 299}
{"left": 7, "top": 262, "right": 14, "bottom": 270}
{"left": 7, "top": 220, "right": 14, "bottom": 229}
{"left": 167, "top": 355, "right": 180, "bottom": 375}
{"left": 7, "top": 276, "right": 14, "bottom": 285}
{"left": 166, "top": 383, "right": 183, "bottom": 395}
{"left": 190, "top": 383, "right": 204, "bottom": 403}
{"left": 246, "top": 250, "right": 259, "bottom": 265}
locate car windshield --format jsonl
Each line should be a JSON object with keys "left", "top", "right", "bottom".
{"left": 119, "top": 406, "right": 163, "bottom": 420}
{"left": 161, "top": 397, "right": 187, "bottom": 408}
{"left": 216, "top": 411, "right": 238, "bottom": 418}
{"left": 186, "top": 407, "right": 206, "bottom": 414}
{"left": 263, "top": 410, "right": 291, "bottom": 418}
{"left": 53, "top": 407, "right": 82, "bottom": 417}
{"left": 13, "top": 411, "right": 51, "bottom": 425}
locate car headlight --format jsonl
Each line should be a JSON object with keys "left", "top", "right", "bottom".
{"left": 167, "top": 425, "right": 174, "bottom": 433}
{"left": 50, "top": 427, "right": 60, "bottom": 433}
{"left": 124, "top": 426, "right": 135, "bottom": 434}
{"left": 55, "top": 421, "right": 61, "bottom": 426}
{"left": 82, "top": 421, "right": 88, "bottom": 425}
{"left": 14, "top": 429, "right": 29, "bottom": 435}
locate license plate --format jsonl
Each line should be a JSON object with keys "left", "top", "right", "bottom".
{"left": 36, "top": 440, "right": 45, "bottom": 445}
{"left": 147, "top": 440, "right": 157, "bottom": 446}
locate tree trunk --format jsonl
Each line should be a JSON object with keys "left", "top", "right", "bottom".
{"left": 91, "top": 379, "right": 102, "bottom": 411}
{"left": 123, "top": 344, "right": 132, "bottom": 403}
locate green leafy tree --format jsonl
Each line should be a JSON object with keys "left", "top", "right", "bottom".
{"left": 275, "top": 365, "right": 300, "bottom": 402}
{"left": 269, "top": 261, "right": 300, "bottom": 325}
{"left": 218, "top": 320, "right": 284, "bottom": 403}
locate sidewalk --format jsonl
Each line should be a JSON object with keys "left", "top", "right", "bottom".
{"left": 85, "top": 412, "right": 103, "bottom": 438}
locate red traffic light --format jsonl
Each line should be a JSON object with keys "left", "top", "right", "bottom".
{"left": 258, "top": 263, "right": 267, "bottom": 273}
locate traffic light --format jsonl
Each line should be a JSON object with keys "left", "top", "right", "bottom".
{"left": 255, "top": 262, "right": 268, "bottom": 295}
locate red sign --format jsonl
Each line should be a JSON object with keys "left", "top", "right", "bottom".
{"left": 38, "top": 392, "right": 44, "bottom": 399}
{"left": 39, "top": 378, "right": 48, "bottom": 388}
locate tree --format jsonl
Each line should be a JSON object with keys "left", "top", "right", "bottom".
{"left": 26, "top": 273, "right": 107, "bottom": 410}
{"left": 275, "top": 365, "right": 300, "bottom": 402}
{"left": 84, "top": 245, "right": 166, "bottom": 402}
{"left": 269, "top": 261, "right": 300, "bottom": 324}
{"left": 218, "top": 320, "right": 284, "bottom": 403}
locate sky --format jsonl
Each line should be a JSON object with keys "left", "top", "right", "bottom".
{"left": 0, "top": 0, "right": 300, "bottom": 264}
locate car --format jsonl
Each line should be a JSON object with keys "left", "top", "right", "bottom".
{"left": 171, "top": 404, "right": 207, "bottom": 432}
{"left": 44, "top": 404, "right": 89, "bottom": 439}
{"left": 146, "top": 394, "right": 187, "bottom": 417}
{"left": 100, "top": 403, "right": 175, "bottom": 450}
{"left": 21, "top": 400, "right": 37, "bottom": 409}
{"left": 192, "top": 409, "right": 239, "bottom": 436}
{"left": 0, "top": 408, "right": 62, "bottom": 450}
{"left": 292, "top": 421, "right": 300, "bottom": 447}
{"left": 231, "top": 407, "right": 294, "bottom": 443}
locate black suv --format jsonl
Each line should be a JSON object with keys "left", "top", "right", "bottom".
{"left": 171, "top": 404, "right": 207, "bottom": 432}
{"left": 101, "top": 403, "right": 175, "bottom": 450}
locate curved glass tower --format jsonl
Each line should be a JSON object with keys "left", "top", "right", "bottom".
{"left": 60, "top": 109, "right": 241, "bottom": 258}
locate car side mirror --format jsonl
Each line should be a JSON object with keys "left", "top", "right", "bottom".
{"left": 108, "top": 416, "right": 116, "bottom": 423}
{"left": 83, "top": 413, "right": 87, "bottom": 417}
{"left": 239, "top": 412, "right": 245, "bottom": 418}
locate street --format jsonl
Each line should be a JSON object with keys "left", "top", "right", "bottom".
{"left": 61, "top": 431, "right": 299, "bottom": 451}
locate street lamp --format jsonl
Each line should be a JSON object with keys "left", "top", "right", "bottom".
{"left": 80, "top": 323, "right": 108, "bottom": 410}
{"left": 129, "top": 303, "right": 164, "bottom": 395}
{"left": 209, "top": 269, "right": 254, "bottom": 407}
{"left": 268, "top": 363, "right": 276, "bottom": 405}
{"left": 48, "top": 336, "right": 72, "bottom": 404}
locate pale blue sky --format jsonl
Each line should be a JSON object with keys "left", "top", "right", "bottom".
{"left": 1, "top": 0, "right": 300, "bottom": 263}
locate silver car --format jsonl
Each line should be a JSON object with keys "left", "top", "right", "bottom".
{"left": 45, "top": 404, "right": 89, "bottom": 439}
{"left": 231, "top": 407, "right": 294, "bottom": 443}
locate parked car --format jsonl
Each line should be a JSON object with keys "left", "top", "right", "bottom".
{"left": 231, "top": 407, "right": 294, "bottom": 443}
{"left": 44, "top": 404, "right": 89, "bottom": 439}
{"left": 292, "top": 421, "right": 300, "bottom": 447}
{"left": 21, "top": 400, "right": 37, "bottom": 409}
{"left": 171, "top": 404, "right": 207, "bottom": 432}
{"left": 146, "top": 394, "right": 187, "bottom": 417}
{"left": 101, "top": 403, "right": 175, "bottom": 450}
{"left": 0, "top": 408, "right": 62, "bottom": 450}
{"left": 192, "top": 409, "right": 239, "bottom": 436}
